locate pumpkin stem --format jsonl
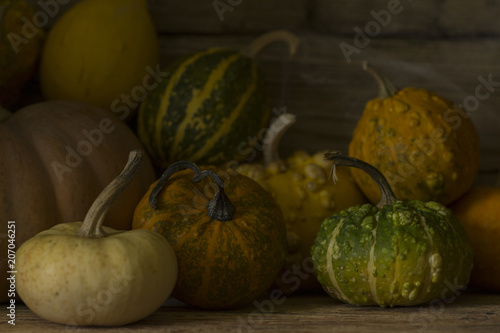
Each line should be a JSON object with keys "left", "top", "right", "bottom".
{"left": 78, "top": 150, "right": 144, "bottom": 238}
{"left": 362, "top": 61, "right": 398, "bottom": 99}
{"left": 149, "top": 161, "right": 236, "bottom": 222}
{"left": 324, "top": 151, "right": 397, "bottom": 208}
{"left": 263, "top": 113, "right": 296, "bottom": 171}
{"left": 242, "top": 30, "right": 300, "bottom": 59}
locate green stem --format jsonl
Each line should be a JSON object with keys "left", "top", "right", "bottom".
{"left": 149, "top": 161, "right": 236, "bottom": 222}
{"left": 78, "top": 150, "right": 144, "bottom": 238}
{"left": 362, "top": 61, "right": 398, "bottom": 99}
{"left": 324, "top": 151, "right": 397, "bottom": 209}
{"left": 263, "top": 113, "right": 296, "bottom": 171}
{"left": 242, "top": 30, "right": 300, "bottom": 59}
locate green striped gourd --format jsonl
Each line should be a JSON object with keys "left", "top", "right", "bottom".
{"left": 137, "top": 30, "right": 299, "bottom": 167}
{"left": 311, "top": 152, "right": 474, "bottom": 307}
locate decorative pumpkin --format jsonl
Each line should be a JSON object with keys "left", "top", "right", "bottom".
{"left": 0, "top": 100, "right": 156, "bottom": 302}
{"left": 311, "top": 151, "right": 474, "bottom": 307}
{"left": 39, "top": 0, "right": 159, "bottom": 117}
{"left": 137, "top": 30, "right": 300, "bottom": 167}
{"left": 16, "top": 151, "right": 178, "bottom": 326}
{"left": 236, "top": 114, "right": 366, "bottom": 294}
{"left": 132, "top": 160, "right": 287, "bottom": 309}
{"left": 450, "top": 186, "right": 500, "bottom": 292}
{"left": 349, "top": 62, "right": 480, "bottom": 206}
{"left": 0, "top": 0, "right": 44, "bottom": 107}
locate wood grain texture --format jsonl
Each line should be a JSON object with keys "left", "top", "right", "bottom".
{"left": 16, "top": 0, "right": 500, "bottom": 183}
{"left": 23, "top": 0, "right": 500, "bottom": 37}
{"left": 10, "top": 292, "right": 500, "bottom": 332}
{"left": 157, "top": 33, "right": 500, "bottom": 185}
{"left": 148, "top": 0, "right": 309, "bottom": 34}
{"left": 311, "top": 0, "right": 442, "bottom": 36}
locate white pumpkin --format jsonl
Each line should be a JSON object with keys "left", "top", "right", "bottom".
{"left": 16, "top": 150, "right": 177, "bottom": 326}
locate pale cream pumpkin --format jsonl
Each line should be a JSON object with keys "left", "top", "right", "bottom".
{"left": 16, "top": 151, "right": 177, "bottom": 326}
{"left": 0, "top": 100, "right": 156, "bottom": 302}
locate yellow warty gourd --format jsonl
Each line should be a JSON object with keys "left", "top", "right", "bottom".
{"left": 236, "top": 114, "right": 366, "bottom": 294}
{"left": 349, "top": 62, "right": 480, "bottom": 205}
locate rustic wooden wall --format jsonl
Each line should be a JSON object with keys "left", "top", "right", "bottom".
{"left": 26, "top": 0, "right": 500, "bottom": 184}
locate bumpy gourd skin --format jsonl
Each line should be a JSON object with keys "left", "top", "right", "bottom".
{"left": 311, "top": 201, "right": 474, "bottom": 307}
{"left": 237, "top": 150, "right": 366, "bottom": 293}
{"left": 349, "top": 87, "right": 480, "bottom": 205}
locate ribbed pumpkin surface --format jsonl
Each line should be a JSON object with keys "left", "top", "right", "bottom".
{"left": 137, "top": 48, "right": 270, "bottom": 167}
{"left": 311, "top": 201, "right": 473, "bottom": 307}
{"left": 132, "top": 167, "right": 287, "bottom": 309}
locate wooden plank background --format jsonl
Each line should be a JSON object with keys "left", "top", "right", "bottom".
{"left": 23, "top": 0, "right": 500, "bottom": 185}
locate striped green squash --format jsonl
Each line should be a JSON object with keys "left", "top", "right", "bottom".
{"left": 137, "top": 48, "right": 270, "bottom": 167}
{"left": 311, "top": 152, "right": 474, "bottom": 307}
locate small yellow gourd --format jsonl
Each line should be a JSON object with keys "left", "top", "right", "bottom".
{"left": 16, "top": 151, "right": 177, "bottom": 326}
{"left": 236, "top": 114, "right": 366, "bottom": 293}
{"left": 39, "top": 0, "right": 159, "bottom": 117}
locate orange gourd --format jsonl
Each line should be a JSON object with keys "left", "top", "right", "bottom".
{"left": 349, "top": 62, "right": 480, "bottom": 205}
{"left": 133, "top": 161, "right": 287, "bottom": 309}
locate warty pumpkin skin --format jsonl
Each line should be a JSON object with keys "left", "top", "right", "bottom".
{"left": 0, "top": 100, "right": 156, "bottom": 302}
{"left": 312, "top": 152, "right": 474, "bottom": 307}
{"left": 349, "top": 63, "right": 480, "bottom": 206}
{"left": 133, "top": 162, "right": 288, "bottom": 309}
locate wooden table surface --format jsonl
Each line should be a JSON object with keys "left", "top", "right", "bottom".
{"left": 9, "top": 290, "right": 500, "bottom": 332}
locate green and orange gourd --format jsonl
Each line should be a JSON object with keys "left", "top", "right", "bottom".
{"left": 132, "top": 160, "right": 287, "bottom": 309}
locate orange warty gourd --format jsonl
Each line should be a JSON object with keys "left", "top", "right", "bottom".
{"left": 0, "top": 100, "right": 156, "bottom": 302}
{"left": 349, "top": 62, "right": 480, "bottom": 206}
{"left": 133, "top": 161, "right": 287, "bottom": 309}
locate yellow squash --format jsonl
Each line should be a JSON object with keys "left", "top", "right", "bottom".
{"left": 236, "top": 114, "right": 366, "bottom": 294}
{"left": 39, "top": 0, "right": 159, "bottom": 118}
{"left": 349, "top": 62, "right": 480, "bottom": 205}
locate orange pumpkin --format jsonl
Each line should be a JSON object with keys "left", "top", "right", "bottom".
{"left": 0, "top": 100, "right": 156, "bottom": 302}
{"left": 450, "top": 186, "right": 500, "bottom": 291}
{"left": 133, "top": 161, "right": 287, "bottom": 309}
